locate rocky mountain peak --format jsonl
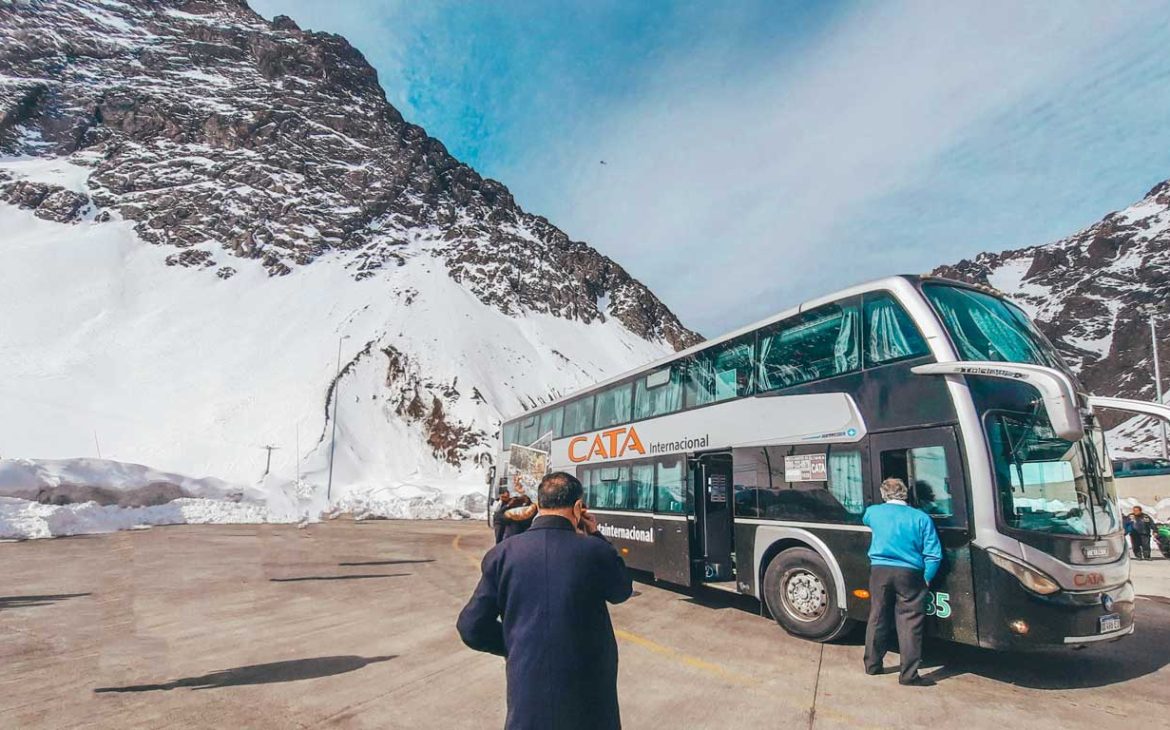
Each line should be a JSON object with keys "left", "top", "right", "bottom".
{"left": 936, "top": 177, "right": 1170, "bottom": 452}
{"left": 0, "top": 0, "right": 699, "bottom": 350}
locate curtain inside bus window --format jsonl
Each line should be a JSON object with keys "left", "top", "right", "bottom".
{"left": 655, "top": 458, "right": 685, "bottom": 513}
{"left": 732, "top": 453, "right": 764, "bottom": 517}
{"left": 923, "top": 285, "right": 1063, "bottom": 368}
{"left": 539, "top": 407, "right": 564, "bottom": 440}
{"left": 579, "top": 467, "right": 596, "bottom": 508}
{"left": 563, "top": 395, "right": 595, "bottom": 435}
{"left": 827, "top": 451, "right": 864, "bottom": 515}
{"left": 686, "top": 336, "right": 753, "bottom": 407}
{"left": 865, "top": 293, "right": 929, "bottom": 365}
{"left": 594, "top": 383, "right": 633, "bottom": 429}
{"left": 595, "top": 465, "right": 629, "bottom": 509}
{"left": 518, "top": 415, "right": 540, "bottom": 446}
{"left": 633, "top": 366, "right": 685, "bottom": 420}
{"left": 502, "top": 421, "right": 519, "bottom": 449}
{"left": 757, "top": 302, "right": 860, "bottom": 391}
{"left": 632, "top": 462, "right": 655, "bottom": 510}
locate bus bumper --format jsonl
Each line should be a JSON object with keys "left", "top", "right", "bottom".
{"left": 977, "top": 568, "right": 1136, "bottom": 650}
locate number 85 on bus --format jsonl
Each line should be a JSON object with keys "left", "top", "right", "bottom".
{"left": 925, "top": 591, "right": 952, "bottom": 619}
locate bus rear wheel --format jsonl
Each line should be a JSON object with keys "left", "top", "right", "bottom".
{"left": 763, "top": 548, "right": 852, "bottom": 642}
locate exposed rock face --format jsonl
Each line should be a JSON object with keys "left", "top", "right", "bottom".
{"left": 0, "top": 0, "right": 699, "bottom": 350}
{"left": 0, "top": 179, "right": 90, "bottom": 222}
{"left": 936, "top": 180, "right": 1170, "bottom": 453}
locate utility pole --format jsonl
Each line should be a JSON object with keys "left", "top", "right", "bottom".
{"left": 93, "top": 430, "right": 102, "bottom": 460}
{"left": 1153, "top": 317, "right": 1167, "bottom": 459}
{"left": 262, "top": 445, "right": 280, "bottom": 477}
{"left": 327, "top": 334, "right": 350, "bottom": 502}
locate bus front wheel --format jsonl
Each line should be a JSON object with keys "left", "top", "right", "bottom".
{"left": 763, "top": 548, "right": 853, "bottom": 642}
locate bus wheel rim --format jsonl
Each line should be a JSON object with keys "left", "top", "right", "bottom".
{"left": 781, "top": 569, "right": 828, "bottom": 622}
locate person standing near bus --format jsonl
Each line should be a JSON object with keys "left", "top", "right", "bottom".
{"left": 500, "top": 484, "right": 537, "bottom": 540}
{"left": 457, "top": 471, "right": 633, "bottom": 729}
{"left": 493, "top": 489, "right": 511, "bottom": 544}
{"left": 1127, "top": 505, "right": 1155, "bottom": 560}
{"left": 862, "top": 477, "right": 943, "bottom": 686}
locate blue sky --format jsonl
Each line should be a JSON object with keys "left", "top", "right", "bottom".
{"left": 252, "top": 0, "right": 1170, "bottom": 336}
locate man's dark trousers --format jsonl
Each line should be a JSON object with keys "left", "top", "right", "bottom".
{"left": 1131, "top": 532, "right": 1152, "bottom": 559}
{"left": 864, "top": 565, "right": 927, "bottom": 684}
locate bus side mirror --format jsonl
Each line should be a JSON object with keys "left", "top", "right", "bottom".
{"left": 486, "top": 465, "right": 496, "bottom": 485}
{"left": 911, "top": 361, "right": 1083, "bottom": 441}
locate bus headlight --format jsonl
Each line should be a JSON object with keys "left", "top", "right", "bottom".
{"left": 988, "top": 549, "right": 1060, "bottom": 595}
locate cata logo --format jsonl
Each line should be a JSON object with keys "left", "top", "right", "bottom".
{"left": 569, "top": 426, "right": 646, "bottom": 463}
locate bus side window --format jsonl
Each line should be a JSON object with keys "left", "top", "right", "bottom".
{"left": 879, "top": 447, "right": 953, "bottom": 518}
{"left": 759, "top": 447, "right": 862, "bottom": 524}
{"left": 655, "top": 458, "right": 686, "bottom": 514}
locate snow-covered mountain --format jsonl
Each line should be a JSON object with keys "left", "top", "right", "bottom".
{"left": 936, "top": 180, "right": 1170, "bottom": 456}
{"left": 0, "top": 0, "right": 698, "bottom": 518}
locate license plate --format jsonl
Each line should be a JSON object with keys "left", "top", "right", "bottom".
{"left": 1083, "top": 544, "right": 1109, "bottom": 559}
{"left": 1099, "top": 614, "right": 1121, "bottom": 633}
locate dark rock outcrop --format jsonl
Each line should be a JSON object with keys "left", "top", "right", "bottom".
{"left": 0, "top": 0, "right": 699, "bottom": 349}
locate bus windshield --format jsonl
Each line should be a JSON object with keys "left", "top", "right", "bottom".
{"left": 922, "top": 284, "right": 1066, "bottom": 371}
{"left": 986, "top": 410, "right": 1119, "bottom": 537}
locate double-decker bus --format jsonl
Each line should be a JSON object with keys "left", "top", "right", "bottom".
{"left": 489, "top": 275, "right": 1170, "bottom": 649}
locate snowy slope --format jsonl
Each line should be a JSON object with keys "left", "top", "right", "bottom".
{"left": 0, "top": 173, "right": 671, "bottom": 511}
{"left": 0, "top": 0, "right": 697, "bottom": 535}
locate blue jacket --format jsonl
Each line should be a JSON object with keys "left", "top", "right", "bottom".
{"left": 863, "top": 501, "right": 943, "bottom": 583}
{"left": 457, "top": 515, "right": 633, "bottom": 730}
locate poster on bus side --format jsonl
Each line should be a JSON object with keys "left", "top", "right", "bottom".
{"left": 784, "top": 453, "right": 827, "bottom": 482}
{"left": 508, "top": 443, "right": 550, "bottom": 492}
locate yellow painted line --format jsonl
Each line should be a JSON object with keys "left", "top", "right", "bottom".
{"left": 613, "top": 628, "right": 757, "bottom": 686}
{"left": 451, "top": 532, "right": 482, "bottom": 569}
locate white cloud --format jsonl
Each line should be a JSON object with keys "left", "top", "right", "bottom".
{"left": 520, "top": 1, "right": 1161, "bottom": 334}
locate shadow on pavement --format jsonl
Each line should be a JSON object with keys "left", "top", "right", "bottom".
{"left": 338, "top": 559, "right": 435, "bottom": 566}
{"left": 269, "top": 573, "right": 409, "bottom": 583}
{"left": 920, "top": 599, "right": 1170, "bottom": 689}
{"left": 0, "top": 592, "right": 91, "bottom": 610}
{"left": 94, "top": 655, "right": 397, "bottom": 693}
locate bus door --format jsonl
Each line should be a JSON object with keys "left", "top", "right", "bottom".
{"left": 695, "top": 452, "right": 735, "bottom": 582}
{"left": 868, "top": 427, "right": 977, "bottom": 644}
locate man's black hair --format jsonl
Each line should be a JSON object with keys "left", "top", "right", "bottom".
{"left": 538, "top": 471, "right": 583, "bottom": 509}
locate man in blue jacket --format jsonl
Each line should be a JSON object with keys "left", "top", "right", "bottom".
{"left": 457, "top": 471, "right": 633, "bottom": 729}
{"left": 862, "top": 477, "right": 943, "bottom": 686}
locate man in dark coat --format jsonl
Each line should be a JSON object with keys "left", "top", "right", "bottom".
{"left": 457, "top": 471, "right": 633, "bottom": 730}
{"left": 492, "top": 489, "right": 511, "bottom": 544}
{"left": 1127, "top": 506, "right": 1156, "bottom": 560}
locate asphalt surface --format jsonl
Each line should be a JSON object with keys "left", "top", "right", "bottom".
{"left": 1, "top": 521, "right": 1167, "bottom": 729}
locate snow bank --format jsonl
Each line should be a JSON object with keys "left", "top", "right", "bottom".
{"left": 335, "top": 481, "right": 488, "bottom": 521}
{"left": 0, "top": 457, "right": 250, "bottom": 500}
{"left": 0, "top": 496, "right": 279, "bottom": 540}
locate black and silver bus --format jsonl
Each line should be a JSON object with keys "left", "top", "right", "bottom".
{"left": 492, "top": 275, "right": 1170, "bottom": 649}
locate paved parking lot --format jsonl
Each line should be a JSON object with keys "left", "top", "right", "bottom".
{"left": 1, "top": 521, "right": 1167, "bottom": 729}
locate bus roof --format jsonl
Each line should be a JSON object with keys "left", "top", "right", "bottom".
{"left": 503, "top": 274, "right": 940, "bottom": 423}
{"left": 501, "top": 273, "right": 1008, "bottom": 423}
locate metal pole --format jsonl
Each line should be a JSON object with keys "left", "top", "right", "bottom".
{"left": 1153, "top": 317, "right": 1167, "bottom": 459}
{"left": 327, "top": 335, "right": 348, "bottom": 502}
